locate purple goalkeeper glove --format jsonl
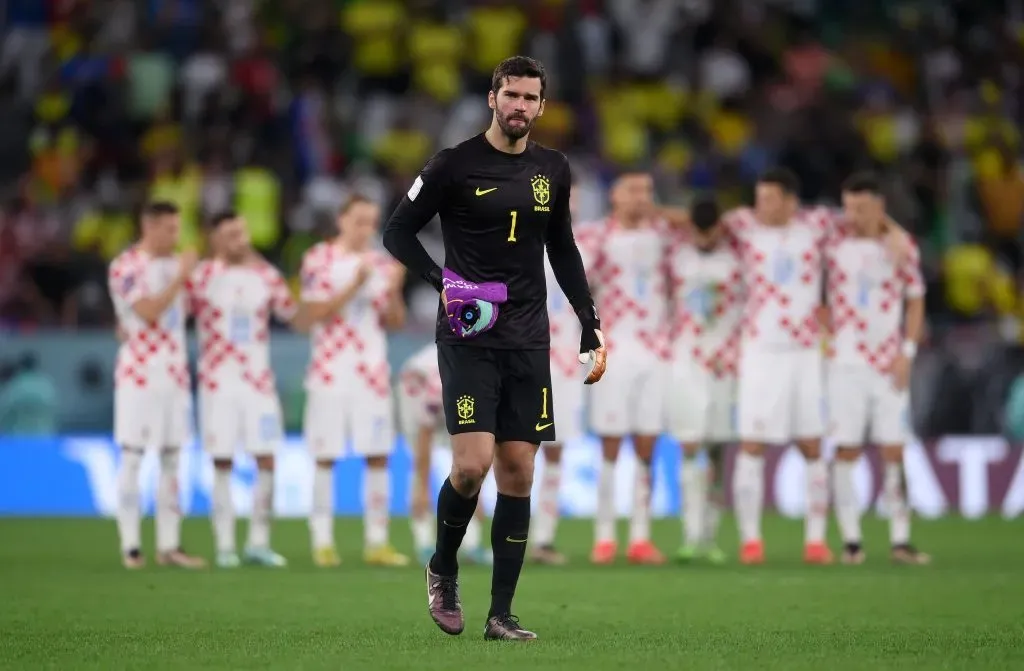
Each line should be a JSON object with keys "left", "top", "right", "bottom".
{"left": 441, "top": 268, "right": 508, "bottom": 338}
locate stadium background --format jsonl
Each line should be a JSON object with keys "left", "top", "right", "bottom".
{"left": 1, "top": 0, "right": 1024, "bottom": 521}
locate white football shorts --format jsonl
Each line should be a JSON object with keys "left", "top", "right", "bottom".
{"left": 666, "top": 354, "right": 736, "bottom": 444}
{"left": 114, "top": 385, "right": 191, "bottom": 449}
{"left": 199, "top": 388, "right": 283, "bottom": 460}
{"left": 546, "top": 365, "right": 586, "bottom": 446}
{"left": 737, "top": 344, "right": 824, "bottom": 444}
{"left": 827, "top": 363, "right": 910, "bottom": 446}
{"left": 589, "top": 343, "right": 666, "bottom": 436}
{"left": 304, "top": 388, "right": 394, "bottom": 459}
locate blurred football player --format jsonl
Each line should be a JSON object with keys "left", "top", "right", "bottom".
{"left": 398, "top": 343, "right": 491, "bottom": 566}
{"left": 665, "top": 198, "right": 742, "bottom": 563}
{"left": 301, "top": 195, "right": 409, "bottom": 567}
{"left": 827, "top": 173, "right": 929, "bottom": 565}
{"left": 189, "top": 211, "right": 303, "bottom": 568}
{"left": 581, "top": 172, "right": 672, "bottom": 565}
{"left": 107, "top": 201, "right": 204, "bottom": 569}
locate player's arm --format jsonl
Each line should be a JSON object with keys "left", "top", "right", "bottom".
{"left": 546, "top": 161, "right": 605, "bottom": 383}
{"left": 382, "top": 149, "right": 452, "bottom": 292}
{"left": 127, "top": 250, "right": 198, "bottom": 324}
{"left": 300, "top": 254, "right": 370, "bottom": 324}
{"left": 379, "top": 263, "right": 407, "bottom": 330}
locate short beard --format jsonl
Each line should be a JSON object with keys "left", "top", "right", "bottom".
{"left": 498, "top": 113, "right": 532, "bottom": 140}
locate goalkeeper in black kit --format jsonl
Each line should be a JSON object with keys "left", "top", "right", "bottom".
{"left": 383, "top": 56, "right": 606, "bottom": 641}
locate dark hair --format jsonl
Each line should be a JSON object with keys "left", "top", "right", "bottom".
{"left": 842, "top": 171, "right": 882, "bottom": 195}
{"left": 491, "top": 56, "right": 547, "bottom": 98}
{"left": 757, "top": 167, "right": 800, "bottom": 196}
{"left": 209, "top": 210, "right": 239, "bottom": 229}
{"left": 691, "top": 198, "right": 720, "bottom": 231}
{"left": 141, "top": 201, "right": 179, "bottom": 218}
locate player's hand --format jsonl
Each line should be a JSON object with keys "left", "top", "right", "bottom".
{"left": 178, "top": 249, "right": 199, "bottom": 278}
{"left": 579, "top": 328, "right": 607, "bottom": 385}
{"left": 889, "top": 353, "right": 911, "bottom": 392}
{"left": 354, "top": 259, "right": 372, "bottom": 286}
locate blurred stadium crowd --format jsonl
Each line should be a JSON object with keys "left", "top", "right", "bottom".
{"left": 2, "top": 0, "right": 1024, "bottom": 435}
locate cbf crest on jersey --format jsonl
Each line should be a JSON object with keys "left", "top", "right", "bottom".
{"left": 532, "top": 174, "right": 550, "bottom": 212}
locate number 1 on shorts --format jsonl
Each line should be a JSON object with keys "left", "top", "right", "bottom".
{"left": 508, "top": 210, "right": 518, "bottom": 242}
{"left": 540, "top": 386, "right": 549, "bottom": 419}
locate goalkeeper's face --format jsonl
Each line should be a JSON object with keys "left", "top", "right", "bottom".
{"left": 338, "top": 201, "right": 381, "bottom": 251}
{"left": 490, "top": 76, "right": 544, "bottom": 140}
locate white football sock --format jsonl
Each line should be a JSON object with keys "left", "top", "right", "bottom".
{"left": 805, "top": 458, "right": 829, "bottom": 544}
{"left": 247, "top": 468, "right": 273, "bottom": 550}
{"left": 156, "top": 449, "right": 181, "bottom": 553}
{"left": 212, "top": 466, "right": 236, "bottom": 553}
{"left": 681, "top": 456, "right": 706, "bottom": 546}
{"left": 628, "top": 461, "right": 652, "bottom": 544}
{"left": 884, "top": 462, "right": 911, "bottom": 545}
{"left": 464, "top": 516, "right": 482, "bottom": 551}
{"left": 411, "top": 513, "right": 434, "bottom": 552}
{"left": 595, "top": 459, "right": 616, "bottom": 543}
{"left": 310, "top": 463, "right": 334, "bottom": 550}
{"left": 532, "top": 462, "right": 561, "bottom": 546}
{"left": 704, "top": 501, "right": 722, "bottom": 546}
{"left": 833, "top": 459, "right": 862, "bottom": 543}
{"left": 733, "top": 451, "right": 764, "bottom": 543}
{"left": 363, "top": 466, "right": 389, "bottom": 548}
{"left": 116, "top": 449, "right": 143, "bottom": 554}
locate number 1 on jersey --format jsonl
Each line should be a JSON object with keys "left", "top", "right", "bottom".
{"left": 508, "top": 210, "right": 518, "bottom": 242}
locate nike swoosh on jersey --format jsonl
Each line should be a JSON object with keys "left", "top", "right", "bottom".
{"left": 535, "top": 422, "right": 553, "bottom": 431}
{"left": 475, "top": 187, "right": 498, "bottom": 196}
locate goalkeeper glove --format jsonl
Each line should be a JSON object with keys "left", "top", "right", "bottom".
{"left": 576, "top": 306, "right": 607, "bottom": 385}
{"left": 441, "top": 268, "right": 508, "bottom": 339}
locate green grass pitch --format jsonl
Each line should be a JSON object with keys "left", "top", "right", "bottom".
{"left": 1, "top": 516, "right": 1022, "bottom": 670}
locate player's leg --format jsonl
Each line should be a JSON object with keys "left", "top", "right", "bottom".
{"left": 153, "top": 392, "right": 205, "bottom": 568}
{"left": 668, "top": 356, "right": 711, "bottom": 561}
{"left": 113, "top": 386, "right": 149, "bottom": 568}
{"left": 829, "top": 366, "right": 870, "bottom": 564}
{"left": 735, "top": 345, "right": 786, "bottom": 564}
{"left": 701, "top": 375, "right": 737, "bottom": 563}
{"left": 531, "top": 369, "right": 579, "bottom": 565}
{"left": 241, "top": 393, "right": 286, "bottom": 567}
{"left": 483, "top": 349, "right": 551, "bottom": 641}
{"left": 409, "top": 424, "right": 436, "bottom": 564}
{"left": 398, "top": 385, "right": 436, "bottom": 564}
{"left": 794, "top": 349, "right": 831, "bottom": 564}
{"left": 626, "top": 355, "right": 667, "bottom": 564}
{"left": 352, "top": 393, "right": 408, "bottom": 566}
{"left": 425, "top": 344, "right": 500, "bottom": 636}
{"left": 304, "top": 391, "right": 344, "bottom": 567}
{"left": 200, "top": 390, "right": 241, "bottom": 568}
{"left": 588, "top": 353, "right": 632, "bottom": 563}
{"left": 463, "top": 497, "right": 492, "bottom": 565}
{"left": 873, "top": 376, "right": 930, "bottom": 565}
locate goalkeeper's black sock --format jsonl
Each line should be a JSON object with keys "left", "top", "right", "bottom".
{"left": 488, "top": 493, "right": 531, "bottom": 617}
{"left": 430, "top": 478, "right": 478, "bottom": 576}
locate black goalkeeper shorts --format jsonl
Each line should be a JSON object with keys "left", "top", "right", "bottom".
{"left": 437, "top": 342, "right": 556, "bottom": 444}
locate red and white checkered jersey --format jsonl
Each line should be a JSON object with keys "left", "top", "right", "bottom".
{"left": 188, "top": 258, "right": 297, "bottom": 395}
{"left": 300, "top": 242, "right": 397, "bottom": 397}
{"left": 667, "top": 232, "right": 744, "bottom": 378}
{"left": 544, "top": 253, "right": 582, "bottom": 378}
{"left": 399, "top": 343, "right": 443, "bottom": 429}
{"left": 576, "top": 218, "right": 672, "bottom": 357}
{"left": 825, "top": 222, "right": 925, "bottom": 373}
{"left": 108, "top": 246, "right": 189, "bottom": 391}
{"left": 723, "top": 206, "right": 833, "bottom": 349}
